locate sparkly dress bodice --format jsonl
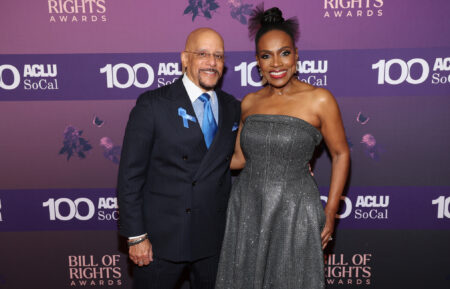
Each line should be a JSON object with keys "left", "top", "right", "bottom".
{"left": 216, "top": 114, "right": 326, "bottom": 289}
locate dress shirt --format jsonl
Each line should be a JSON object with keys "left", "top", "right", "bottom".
{"left": 182, "top": 74, "right": 219, "bottom": 128}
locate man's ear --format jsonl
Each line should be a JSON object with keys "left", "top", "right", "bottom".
{"left": 181, "top": 52, "right": 187, "bottom": 73}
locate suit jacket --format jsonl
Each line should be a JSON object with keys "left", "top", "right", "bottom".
{"left": 117, "top": 78, "right": 241, "bottom": 262}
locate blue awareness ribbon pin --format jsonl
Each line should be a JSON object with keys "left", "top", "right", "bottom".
{"left": 232, "top": 122, "right": 239, "bottom": 131}
{"left": 178, "top": 107, "right": 197, "bottom": 128}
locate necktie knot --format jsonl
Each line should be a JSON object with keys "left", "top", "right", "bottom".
{"left": 199, "top": 93, "right": 210, "bottom": 103}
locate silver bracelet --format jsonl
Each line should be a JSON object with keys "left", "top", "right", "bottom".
{"left": 127, "top": 235, "right": 147, "bottom": 247}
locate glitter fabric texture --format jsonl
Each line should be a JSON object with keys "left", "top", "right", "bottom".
{"left": 216, "top": 114, "right": 325, "bottom": 289}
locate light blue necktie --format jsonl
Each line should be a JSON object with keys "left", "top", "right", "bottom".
{"left": 199, "top": 93, "right": 218, "bottom": 148}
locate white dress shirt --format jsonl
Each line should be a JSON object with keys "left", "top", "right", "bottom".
{"left": 182, "top": 74, "right": 219, "bottom": 128}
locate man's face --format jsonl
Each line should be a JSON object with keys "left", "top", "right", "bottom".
{"left": 182, "top": 30, "right": 224, "bottom": 91}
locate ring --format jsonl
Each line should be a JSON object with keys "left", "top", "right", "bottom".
{"left": 138, "top": 261, "right": 143, "bottom": 265}
{"left": 328, "top": 237, "right": 333, "bottom": 241}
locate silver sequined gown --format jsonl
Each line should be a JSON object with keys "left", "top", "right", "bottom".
{"left": 215, "top": 114, "right": 325, "bottom": 289}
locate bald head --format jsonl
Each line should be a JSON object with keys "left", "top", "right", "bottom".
{"left": 181, "top": 28, "right": 225, "bottom": 91}
{"left": 184, "top": 28, "right": 224, "bottom": 51}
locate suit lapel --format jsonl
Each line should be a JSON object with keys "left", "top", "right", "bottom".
{"left": 167, "top": 79, "right": 234, "bottom": 179}
{"left": 167, "top": 79, "right": 207, "bottom": 155}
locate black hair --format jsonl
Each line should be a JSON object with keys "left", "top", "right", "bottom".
{"left": 248, "top": 4, "right": 299, "bottom": 52}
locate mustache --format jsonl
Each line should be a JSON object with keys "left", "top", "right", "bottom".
{"left": 199, "top": 68, "right": 220, "bottom": 74}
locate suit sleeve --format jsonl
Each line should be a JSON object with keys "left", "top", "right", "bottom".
{"left": 117, "top": 93, "right": 154, "bottom": 237}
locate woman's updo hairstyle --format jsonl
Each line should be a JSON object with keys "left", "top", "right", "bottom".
{"left": 248, "top": 4, "right": 299, "bottom": 52}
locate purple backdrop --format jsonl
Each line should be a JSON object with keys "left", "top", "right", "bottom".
{"left": 1, "top": 0, "right": 450, "bottom": 288}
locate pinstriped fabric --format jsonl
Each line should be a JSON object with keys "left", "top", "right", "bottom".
{"left": 133, "top": 255, "right": 219, "bottom": 289}
{"left": 216, "top": 114, "right": 325, "bottom": 289}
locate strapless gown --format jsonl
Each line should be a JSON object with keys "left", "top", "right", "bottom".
{"left": 215, "top": 114, "right": 325, "bottom": 289}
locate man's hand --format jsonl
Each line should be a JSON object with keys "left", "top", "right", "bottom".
{"left": 129, "top": 239, "right": 153, "bottom": 267}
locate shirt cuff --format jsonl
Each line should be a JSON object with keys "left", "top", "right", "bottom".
{"left": 128, "top": 233, "right": 147, "bottom": 240}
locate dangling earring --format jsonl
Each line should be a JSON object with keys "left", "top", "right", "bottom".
{"left": 258, "top": 67, "right": 267, "bottom": 85}
{"left": 295, "top": 61, "right": 300, "bottom": 76}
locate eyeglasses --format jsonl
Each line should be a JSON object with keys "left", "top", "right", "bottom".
{"left": 184, "top": 51, "right": 225, "bottom": 62}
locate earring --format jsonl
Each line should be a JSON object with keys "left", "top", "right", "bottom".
{"left": 258, "top": 67, "right": 267, "bottom": 85}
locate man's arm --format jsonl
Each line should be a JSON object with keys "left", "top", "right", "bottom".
{"left": 117, "top": 93, "right": 155, "bottom": 265}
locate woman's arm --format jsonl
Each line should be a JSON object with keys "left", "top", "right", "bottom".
{"left": 230, "top": 93, "right": 257, "bottom": 170}
{"left": 230, "top": 119, "right": 246, "bottom": 170}
{"left": 315, "top": 88, "right": 350, "bottom": 249}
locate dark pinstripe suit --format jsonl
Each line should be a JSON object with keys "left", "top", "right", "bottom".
{"left": 117, "top": 78, "right": 240, "bottom": 288}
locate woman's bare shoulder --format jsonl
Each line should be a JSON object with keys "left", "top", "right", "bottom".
{"left": 309, "top": 86, "right": 336, "bottom": 106}
{"left": 241, "top": 87, "right": 268, "bottom": 113}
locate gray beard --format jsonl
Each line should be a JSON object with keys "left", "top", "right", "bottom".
{"left": 198, "top": 74, "right": 219, "bottom": 91}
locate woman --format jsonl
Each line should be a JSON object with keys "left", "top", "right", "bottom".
{"left": 215, "top": 5, "right": 350, "bottom": 289}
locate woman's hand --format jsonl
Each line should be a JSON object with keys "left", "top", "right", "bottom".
{"left": 320, "top": 212, "right": 335, "bottom": 249}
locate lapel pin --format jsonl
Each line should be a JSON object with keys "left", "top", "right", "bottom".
{"left": 232, "top": 122, "right": 239, "bottom": 131}
{"left": 178, "top": 107, "right": 197, "bottom": 128}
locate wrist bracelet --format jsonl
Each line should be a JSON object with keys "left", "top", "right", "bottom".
{"left": 127, "top": 235, "right": 147, "bottom": 247}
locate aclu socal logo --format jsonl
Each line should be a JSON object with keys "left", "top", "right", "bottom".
{"left": 48, "top": 0, "right": 107, "bottom": 23}
{"left": 325, "top": 253, "right": 372, "bottom": 285}
{"left": 321, "top": 195, "right": 389, "bottom": 220}
{"left": 297, "top": 60, "right": 329, "bottom": 87}
{"left": 323, "top": 0, "right": 383, "bottom": 18}
{"left": 42, "top": 197, "right": 118, "bottom": 221}
{"left": 100, "top": 62, "right": 183, "bottom": 89}
{"left": 157, "top": 62, "right": 183, "bottom": 87}
{"left": 372, "top": 57, "right": 450, "bottom": 86}
{"left": 234, "top": 60, "right": 329, "bottom": 87}
{"left": 0, "top": 64, "right": 59, "bottom": 91}
{"left": 68, "top": 254, "right": 122, "bottom": 286}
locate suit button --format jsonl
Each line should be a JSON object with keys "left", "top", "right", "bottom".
{"left": 226, "top": 156, "right": 230, "bottom": 161}
{"left": 192, "top": 181, "right": 196, "bottom": 186}
{"left": 182, "top": 155, "right": 188, "bottom": 160}
{"left": 186, "top": 208, "right": 191, "bottom": 213}
{"left": 219, "top": 180, "right": 223, "bottom": 186}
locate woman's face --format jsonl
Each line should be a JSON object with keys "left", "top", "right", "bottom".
{"left": 256, "top": 29, "right": 298, "bottom": 88}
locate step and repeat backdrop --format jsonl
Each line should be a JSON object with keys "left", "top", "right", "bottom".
{"left": 1, "top": 1, "right": 449, "bottom": 288}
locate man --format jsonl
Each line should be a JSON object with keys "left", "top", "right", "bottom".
{"left": 117, "top": 28, "right": 241, "bottom": 289}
